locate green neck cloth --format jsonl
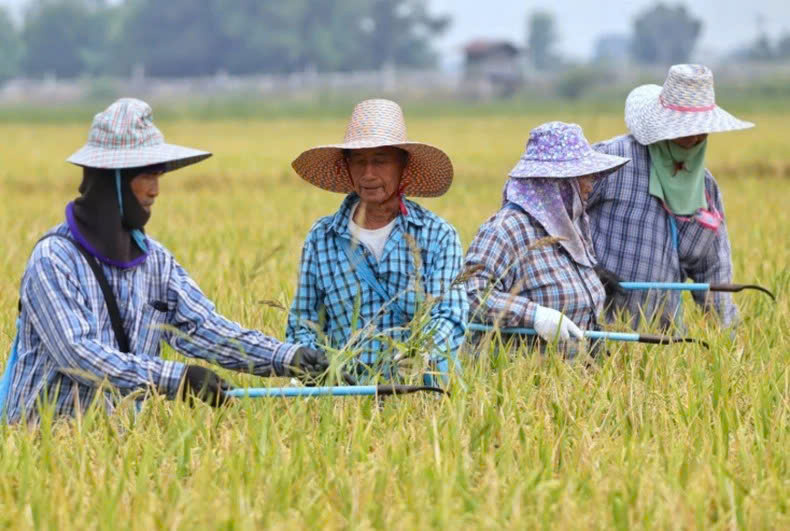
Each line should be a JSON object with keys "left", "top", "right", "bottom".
{"left": 647, "top": 139, "right": 708, "bottom": 215}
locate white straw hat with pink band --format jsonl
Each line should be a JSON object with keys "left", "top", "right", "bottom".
{"left": 625, "top": 64, "right": 754, "bottom": 146}
{"left": 291, "top": 99, "right": 453, "bottom": 198}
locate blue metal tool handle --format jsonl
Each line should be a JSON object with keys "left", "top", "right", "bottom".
{"left": 619, "top": 282, "right": 710, "bottom": 291}
{"left": 467, "top": 323, "right": 708, "bottom": 348}
{"left": 467, "top": 323, "right": 640, "bottom": 342}
{"left": 226, "top": 384, "right": 446, "bottom": 398}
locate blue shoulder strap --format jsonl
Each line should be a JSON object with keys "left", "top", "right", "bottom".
{"left": 0, "top": 319, "right": 20, "bottom": 420}
{"left": 338, "top": 237, "right": 407, "bottom": 318}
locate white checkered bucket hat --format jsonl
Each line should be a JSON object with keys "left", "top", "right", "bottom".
{"left": 67, "top": 98, "right": 211, "bottom": 171}
{"left": 291, "top": 99, "right": 453, "bottom": 197}
{"left": 625, "top": 64, "right": 754, "bottom": 146}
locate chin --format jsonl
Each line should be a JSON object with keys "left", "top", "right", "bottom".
{"left": 359, "top": 194, "right": 386, "bottom": 204}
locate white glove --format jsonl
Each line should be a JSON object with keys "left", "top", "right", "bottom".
{"left": 533, "top": 305, "right": 584, "bottom": 342}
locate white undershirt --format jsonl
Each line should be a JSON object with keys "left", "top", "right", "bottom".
{"left": 349, "top": 203, "right": 396, "bottom": 261}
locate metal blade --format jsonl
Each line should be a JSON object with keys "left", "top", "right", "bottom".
{"left": 709, "top": 283, "right": 776, "bottom": 301}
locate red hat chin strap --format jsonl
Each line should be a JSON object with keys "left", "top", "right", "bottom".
{"left": 398, "top": 181, "right": 409, "bottom": 216}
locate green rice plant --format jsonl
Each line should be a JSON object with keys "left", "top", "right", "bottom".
{"left": 0, "top": 110, "right": 787, "bottom": 529}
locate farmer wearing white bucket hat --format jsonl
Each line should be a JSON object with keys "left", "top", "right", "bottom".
{"left": 287, "top": 99, "right": 467, "bottom": 386}
{"left": 0, "top": 98, "right": 330, "bottom": 424}
{"left": 587, "top": 65, "right": 753, "bottom": 329}
{"left": 464, "top": 122, "right": 629, "bottom": 354}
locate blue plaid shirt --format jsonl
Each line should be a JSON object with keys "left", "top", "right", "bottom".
{"left": 286, "top": 194, "right": 467, "bottom": 375}
{"left": 6, "top": 223, "right": 299, "bottom": 423}
{"left": 588, "top": 134, "right": 737, "bottom": 328}
{"left": 464, "top": 203, "right": 605, "bottom": 332}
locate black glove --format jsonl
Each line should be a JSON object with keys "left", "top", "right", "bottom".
{"left": 288, "top": 347, "right": 357, "bottom": 385}
{"left": 593, "top": 265, "right": 627, "bottom": 298}
{"left": 180, "top": 365, "right": 231, "bottom": 407}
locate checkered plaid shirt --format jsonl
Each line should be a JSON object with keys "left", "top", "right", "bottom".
{"left": 286, "top": 194, "right": 467, "bottom": 370}
{"left": 464, "top": 203, "right": 606, "bottom": 331}
{"left": 6, "top": 223, "right": 299, "bottom": 423}
{"left": 588, "top": 134, "right": 737, "bottom": 328}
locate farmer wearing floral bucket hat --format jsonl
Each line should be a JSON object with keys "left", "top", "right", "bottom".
{"left": 587, "top": 64, "right": 754, "bottom": 330}
{"left": 464, "top": 121, "right": 629, "bottom": 356}
{"left": 287, "top": 99, "right": 468, "bottom": 386}
{"left": 0, "top": 98, "right": 331, "bottom": 424}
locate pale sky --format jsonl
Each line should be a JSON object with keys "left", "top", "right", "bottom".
{"left": 3, "top": 0, "right": 788, "bottom": 67}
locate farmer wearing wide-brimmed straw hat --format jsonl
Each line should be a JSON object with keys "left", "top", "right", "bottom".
{"left": 287, "top": 99, "right": 467, "bottom": 386}
{"left": 587, "top": 64, "right": 753, "bottom": 330}
{"left": 464, "top": 122, "right": 629, "bottom": 355}
{"left": 0, "top": 98, "right": 331, "bottom": 424}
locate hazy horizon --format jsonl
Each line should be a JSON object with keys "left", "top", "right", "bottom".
{"left": 3, "top": 0, "right": 788, "bottom": 67}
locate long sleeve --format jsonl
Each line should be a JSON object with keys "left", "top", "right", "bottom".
{"left": 22, "top": 253, "right": 184, "bottom": 397}
{"left": 166, "top": 260, "right": 299, "bottom": 376}
{"left": 682, "top": 182, "right": 738, "bottom": 326}
{"left": 421, "top": 229, "right": 468, "bottom": 378}
{"left": 285, "top": 230, "right": 323, "bottom": 350}
{"left": 464, "top": 223, "right": 538, "bottom": 328}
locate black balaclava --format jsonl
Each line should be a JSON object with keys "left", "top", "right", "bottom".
{"left": 71, "top": 165, "right": 161, "bottom": 265}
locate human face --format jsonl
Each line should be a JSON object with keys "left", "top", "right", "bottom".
{"left": 670, "top": 133, "right": 708, "bottom": 149}
{"left": 129, "top": 171, "right": 162, "bottom": 213}
{"left": 346, "top": 147, "right": 407, "bottom": 206}
{"left": 576, "top": 174, "right": 596, "bottom": 203}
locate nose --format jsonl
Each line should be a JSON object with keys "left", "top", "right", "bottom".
{"left": 150, "top": 175, "right": 161, "bottom": 197}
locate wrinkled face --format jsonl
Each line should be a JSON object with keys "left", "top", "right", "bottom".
{"left": 576, "top": 174, "right": 596, "bottom": 203}
{"left": 346, "top": 147, "right": 408, "bottom": 205}
{"left": 130, "top": 172, "right": 163, "bottom": 213}
{"left": 670, "top": 133, "right": 708, "bottom": 149}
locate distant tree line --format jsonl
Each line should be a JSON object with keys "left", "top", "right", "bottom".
{"left": 0, "top": 0, "right": 450, "bottom": 82}
{"left": 528, "top": 3, "right": 706, "bottom": 70}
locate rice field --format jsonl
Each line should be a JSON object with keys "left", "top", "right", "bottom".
{"left": 0, "top": 106, "right": 788, "bottom": 529}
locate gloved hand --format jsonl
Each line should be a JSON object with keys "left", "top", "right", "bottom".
{"left": 180, "top": 365, "right": 231, "bottom": 407}
{"left": 288, "top": 347, "right": 330, "bottom": 376}
{"left": 533, "top": 305, "right": 584, "bottom": 342}
{"left": 290, "top": 348, "right": 360, "bottom": 385}
{"left": 593, "top": 265, "right": 627, "bottom": 297}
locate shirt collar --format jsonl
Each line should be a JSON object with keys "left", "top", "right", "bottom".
{"left": 328, "top": 193, "right": 425, "bottom": 236}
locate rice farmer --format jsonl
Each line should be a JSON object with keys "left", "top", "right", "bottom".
{"left": 464, "top": 122, "right": 629, "bottom": 355}
{"left": 287, "top": 99, "right": 467, "bottom": 385}
{"left": 587, "top": 65, "right": 754, "bottom": 329}
{"left": 0, "top": 98, "right": 329, "bottom": 424}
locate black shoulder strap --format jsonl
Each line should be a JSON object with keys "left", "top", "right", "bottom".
{"left": 23, "top": 233, "right": 131, "bottom": 353}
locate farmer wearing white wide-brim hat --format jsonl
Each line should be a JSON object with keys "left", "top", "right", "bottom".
{"left": 287, "top": 99, "right": 468, "bottom": 386}
{"left": 587, "top": 64, "right": 753, "bottom": 329}
{"left": 0, "top": 98, "right": 329, "bottom": 424}
{"left": 464, "top": 121, "right": 629, "bottom": 355}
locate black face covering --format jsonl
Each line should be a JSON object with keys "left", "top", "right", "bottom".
{"left": 71, "top": 166, "right": 159, "bottom": 265}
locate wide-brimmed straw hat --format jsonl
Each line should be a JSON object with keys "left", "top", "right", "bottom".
{"left": 67, "top": 98, "right": 211, "bottom": 171}
{"left": 291, "top": 99, "right": 453, "bottom": 197}
{"left": 509, "top": 121, "right": 629, "bottom": 179}
{"left": 625, "top": 64, "right": 754, "bottom": 146}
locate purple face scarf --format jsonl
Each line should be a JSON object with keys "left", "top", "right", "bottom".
{"left": 503, "top": 177, "right": 597, "bottom": 268}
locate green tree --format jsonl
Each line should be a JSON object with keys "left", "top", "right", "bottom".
{"left": 361, "top": 0, "right": 450, "bottom": 69}
{"left": 778, "top": 33, "right": 790, "bottom": 58}
{"left": 22, "top": 0, "right": 111, "bottom": 78}
{"left": 631, "top": 3, "right": 702, "bottom": 65}
{"left": 120, "top": 0, "right": 230, "bottom": 77}
{"left": 526, "top": 10, "right": 557, "bottom": 70}
{"left": 0, "top": 7, "right": 23, "bottom": 82}
{"left": 218, "top": 0, "right": 372, "bottom": 73}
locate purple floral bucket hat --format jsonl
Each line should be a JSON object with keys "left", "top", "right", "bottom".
{"left": 67, "top": 98, "right": 211, "bottom": 171}
{"left": 509, "top": 121, "right": 629, "bottom": 179}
